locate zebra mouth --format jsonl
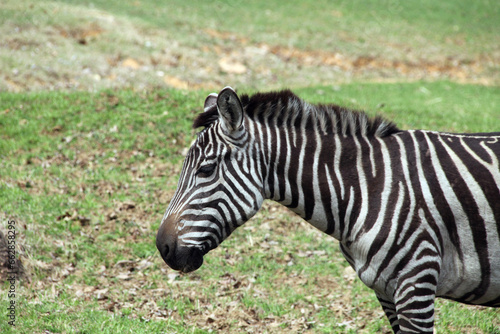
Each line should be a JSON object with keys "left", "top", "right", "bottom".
{"left": 177, "top": 247, "right": 204, "bottom": 273}
{"left": 156, "top": 216, "right": 210, "bottom": 273}
{"left": 156, "top": 229, "right": 205, "bottom": 273}
{"left": 158, "top": 243, "right": 205, "bottom": 273}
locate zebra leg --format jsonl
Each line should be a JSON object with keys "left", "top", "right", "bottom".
{"left": 393, "top": 286, "right": 436, "bottom": 334}
{"left": 376, "top": 293, "right": 401, "bottom": 334}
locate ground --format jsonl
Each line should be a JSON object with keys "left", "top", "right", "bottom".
{"left": 0, "top": 0, "right": 499, "bottom": 333}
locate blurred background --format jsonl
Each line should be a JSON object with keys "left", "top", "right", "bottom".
{"left": 2, "top": 0, "right": 498, "bottom": 92}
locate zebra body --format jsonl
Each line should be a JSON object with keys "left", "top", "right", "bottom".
{"left": 157, "top": 87, "right": 500, "bottom": 333}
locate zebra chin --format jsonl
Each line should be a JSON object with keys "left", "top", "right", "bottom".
{"left": 163, "top": 246, "right": 204, "bottom": 273}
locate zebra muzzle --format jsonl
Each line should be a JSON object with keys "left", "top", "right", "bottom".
{"left": 156, "top": 223, "right": 204, "bottom": 273}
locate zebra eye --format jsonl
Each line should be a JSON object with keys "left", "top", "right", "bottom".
{"left": 196, "top": 163, "right": 217, "bottom": 178}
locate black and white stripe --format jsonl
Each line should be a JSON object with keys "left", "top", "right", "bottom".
{"left": 157, "top": 87, "right": 500, "bottom": 333}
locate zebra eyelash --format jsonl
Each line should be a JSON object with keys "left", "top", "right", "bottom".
{"left": 195, "top": 163, "right": 217, "bottom": 178}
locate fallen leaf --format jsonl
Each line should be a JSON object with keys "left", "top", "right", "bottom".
{"left": 167, "top": 272, "right": 179, "bottom": 282}
{"left": 163, "top": 76, "right": 189, "bottom": 89}
{"left": 114, "top": 260, "right": 136, "bottom": 268}
{"left": 137, "top": 259, "right": 154, "bottom": 271}
{"left": 218, "top": 57, "right": 247, "bottom": 74}
{"left": 95, "top": 288, "right": 109, "bottom": 300}
{"left": 78, "top": 216, "right": 91, "bottom": 226}
{"left": 51, "top": 125, "right": 63, "bottom": 133}
{"left": 116, "top": 272, "right": 132, "bottom": 280}
{"left": 343, "top": 266, "right": 356, "bottom": 282}
{"left": 121, "top": 57, "right": 140, "bottom": 69}
{"left": 120, "top": 201, "right": 136, "bottom": 210}
{"left": 56, "top": 211, "right": 71, "bottom": 221}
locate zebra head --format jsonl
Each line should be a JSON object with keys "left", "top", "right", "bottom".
{"left": 156, "top": 87, "right": 265, "bottom": 273}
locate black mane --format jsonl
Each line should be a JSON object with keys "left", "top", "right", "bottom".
{"left": 192, "top": 105, "right": 219, "bottom": 129}
{"left": 193, "top": 89, "right": 400, "bottom": 137}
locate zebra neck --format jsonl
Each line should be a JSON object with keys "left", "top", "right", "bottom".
{"left": 264, "top": 130, "right": 391, "bottom": 242}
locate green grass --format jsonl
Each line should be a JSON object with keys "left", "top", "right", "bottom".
{"left": 299, "top": 81, "right": 500, "bottom": 132}
{"left": 1, "top": 81, "right": 499, "bottom": 333}
{"left": 45, "top": 0, "right": 499, "bottom": 59}
{"left": 1, "top": 0, "right": 498, "bottom": 92}
{"left": 1, "top": 0, "right": 499, "bottom": 332}
{"left": 1, "top": 288, "right": 206, "bottom": 334}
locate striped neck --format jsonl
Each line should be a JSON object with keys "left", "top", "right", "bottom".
{"left": 242, "top": 92, "right": 398, "bottom": 241}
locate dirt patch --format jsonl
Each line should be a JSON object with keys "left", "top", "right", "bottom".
{"left": 205, "top": 28, "right": 495, "bottom": 85}
{"left": 267, "top": 45, "right": 488, "bottom": 82}
{"left": 1, "top": 11, "right": 498, "bottom": 92}
{"left": 56, "top": 22, "right": 105, "bottom": 45}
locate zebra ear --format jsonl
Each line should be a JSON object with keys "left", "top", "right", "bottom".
{"left": 217, "top": 86, "right": 244, "bottom": 133}
{"left": 204, "top": 93, "right": 218, "bottom": 112}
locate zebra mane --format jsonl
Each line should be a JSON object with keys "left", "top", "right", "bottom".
{"left": 194, "top": 89, "right": 400, "bottom": 138}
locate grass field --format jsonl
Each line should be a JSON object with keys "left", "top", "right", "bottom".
{"left": 1, "top": 0, "right": 500, "bottom": 333}
{"left": 1, "top": 83, "right": 500, "bottom": 333}
{"left": 1, "top": 0, "right": 499, "bottom": 91}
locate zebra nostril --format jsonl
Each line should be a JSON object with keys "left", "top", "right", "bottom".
{"left": 156, "top": 226, "right": 172, "bottom": 261}
{"left": 157, "top": 238, "right": 173, "bottom": 264}
{"left": 163, "top": 244, "right": 169, "bottom": 257}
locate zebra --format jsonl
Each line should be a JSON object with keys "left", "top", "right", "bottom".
{"left": 156, "top": 86, "right": 500, "bottom": 333}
